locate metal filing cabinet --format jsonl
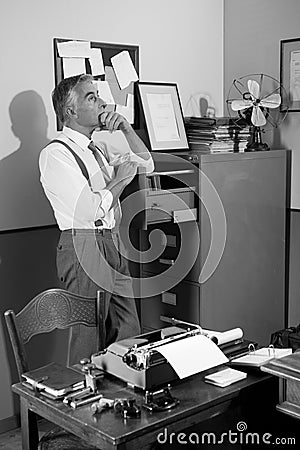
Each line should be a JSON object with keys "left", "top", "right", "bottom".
{"left": 122, "top": 150, "right": 288, "bottom": 346}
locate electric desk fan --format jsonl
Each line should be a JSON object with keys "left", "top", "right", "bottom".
{"left": 226, "top": 73, "right": 289, "bottom": 151}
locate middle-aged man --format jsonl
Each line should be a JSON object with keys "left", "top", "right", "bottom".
{"left": 39, "top": 74, "right": 154, "bottom": 365}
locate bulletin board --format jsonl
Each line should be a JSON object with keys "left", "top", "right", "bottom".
{"left": 53, "top": 38, "right": 139, "bottom": 130}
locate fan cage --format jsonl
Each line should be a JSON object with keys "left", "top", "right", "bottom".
{"left": 226, "top": 73, "right": 289, "bottom": 130}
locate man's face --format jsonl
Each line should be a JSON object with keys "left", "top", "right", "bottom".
{"left": 73, "top": 80, "right": 106, "bottom": 128}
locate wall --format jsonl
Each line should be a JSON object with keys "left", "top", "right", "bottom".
{"left": 0, "top": 0, "right": 224, "bottom": 425}
{"left": 288, "top": 210, "right": 300, "bottom": 326}
{"left": 0, "top": 0, "right": 224, "bottom": 232}
{"left": 224, "top": 0, "right": 300, "bottom": 209}
{"left": 224, "top": 0, "right": 300, "bottom": 326}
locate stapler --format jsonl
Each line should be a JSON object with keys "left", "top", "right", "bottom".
{"left": 63, "top": 358, "right": 104, "bottom": 408}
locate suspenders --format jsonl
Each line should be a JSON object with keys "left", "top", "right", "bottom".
{"left": 50, "top": 139, "right": 90, "bottom": 184}
{"left": 50, "top": 139, "right": 105, "bottom": 227}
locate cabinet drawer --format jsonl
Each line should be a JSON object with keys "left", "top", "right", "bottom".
{"left": 146, "top": 189, "right": 196, "bottom": 224}
{"left": 120, "top": 160, "right": 199, "bottom": 229}
{"left": 140, "top": 222, "right": 201, "bottom": 283}
{"left": 140, "top": 277, "right": 200, "bottom": 330}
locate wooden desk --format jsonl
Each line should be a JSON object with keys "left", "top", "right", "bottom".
{"left": 12, "top": 368, "right": 278, "bottom": 450}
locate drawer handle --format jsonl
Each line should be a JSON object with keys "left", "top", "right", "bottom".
{"left": 173, "top": 208, "right": 197, "bottom": 223}
{"left": 148, "top": 170, "right": 194, "bottom": 176}
{"left": 159, "top": 258, "right": 175, "bottom": 265}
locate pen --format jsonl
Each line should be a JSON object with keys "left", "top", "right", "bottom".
{"left": 70, "top": 393, "right": 103, "bottom": 409}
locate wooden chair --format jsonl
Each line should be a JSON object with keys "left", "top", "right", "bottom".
{"left": 4, "top": 288, "right": 108, "bottom": 450}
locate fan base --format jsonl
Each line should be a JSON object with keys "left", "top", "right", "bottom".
{"left": 245, "top": 142, "right": 269, "bottom": 152}
{"left": 245, "top": 126, "right": 270, "bottom": 152}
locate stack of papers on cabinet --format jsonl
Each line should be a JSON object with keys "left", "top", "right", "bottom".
{"left": 184, "top": 116, "right": 251, "bottom": 153}
{"left": 204, "top": 368, "right": 247, "bottom": 387}
{"left": 230, "top": 347, "right": 293, "bottom": 368}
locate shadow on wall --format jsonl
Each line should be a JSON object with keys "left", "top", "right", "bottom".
{"left": 0, "top": 90, "right": 54, "bottom": 230}
{"left": 0, "top": 92, "right": 70, "bottom": 417}
{"left": 185, "top": 93, "right": 216, "bottom": 118}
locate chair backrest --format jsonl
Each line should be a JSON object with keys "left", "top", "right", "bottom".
{"left": 4, "top": 288, "right": 106, "bottom": 380}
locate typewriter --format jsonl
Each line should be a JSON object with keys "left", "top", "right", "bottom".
{"left": 92, "top": 319, "right": 206, "bottom": 391}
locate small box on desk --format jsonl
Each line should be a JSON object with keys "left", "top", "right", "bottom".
{"left": 204, "top": 368, "right": 247, "bottom": 388}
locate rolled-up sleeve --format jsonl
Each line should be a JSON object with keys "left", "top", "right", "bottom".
{"left": 97, "top": 189, "right": 113, "bottom": 216}
{"left": 129, "top": 152, "right": 155, "bottom": 174}
{"left": 102, "top": 142, "right": 154, "bottom": 174}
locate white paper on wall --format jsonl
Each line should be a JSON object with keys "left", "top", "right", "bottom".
{"left": 58, "top": 40, "right": 91, "bottom": 58}
{"left": 62, "top": 58, "right": 86, "bottom": 78}
{"left": 111, "top": 51, "right": 138, "bottom": 89}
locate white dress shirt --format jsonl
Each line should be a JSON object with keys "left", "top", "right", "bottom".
{"left": 39, "top": 127, "right": 154, "bottom": 230}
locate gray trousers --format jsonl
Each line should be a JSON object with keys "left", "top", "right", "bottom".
{"left": 56, "top": 229, "right": 140, "bottom": 366}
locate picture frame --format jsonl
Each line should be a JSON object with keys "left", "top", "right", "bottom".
{"left": 280, "top": 38, "right": 300, "bottom": 112}
{"left": 136, "top": 82, "right": 189, "bottom": 151}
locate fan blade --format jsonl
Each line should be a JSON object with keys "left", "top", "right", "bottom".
{"left": 260, "top": 93, "right": 281, "bottom": 109}
{"left": 248, "top": 80, "right": 260, "bottom": 99}
{"left": 231, "top": 99, "right": 253, "bottom": 111}
{"left": 251, "top": 106, "right": 266, "bottom": 126}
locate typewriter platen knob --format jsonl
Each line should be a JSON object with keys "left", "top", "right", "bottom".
{"left": 122, "top": 353, "right": 137, "bottom": 366}
{"left": 122, "top": 352, "right": 145, "bottom": 370}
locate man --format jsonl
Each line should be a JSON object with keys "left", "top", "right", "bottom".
{"left": 39, "top": 74, "right": 154, "bottom": 365}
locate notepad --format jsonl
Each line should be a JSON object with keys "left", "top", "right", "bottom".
{"left": 204, "top": 368, "right": 247, "bottom": 387}
{"left": 230, "top": 347, "right": 293, "bottom": 368}
{"left": 22, "top": 362, "right": 85, "bottom": 398}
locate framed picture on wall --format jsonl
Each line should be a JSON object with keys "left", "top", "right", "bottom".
{"left": 280, "top": 37, "right": 300, "bottom": 112}
{"left": 136, "top": 82, "right": 189, "bottom": 151}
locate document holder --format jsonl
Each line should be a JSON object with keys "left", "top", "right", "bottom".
{"left": 230, "top": 344, "right": 292, "bottom": 368}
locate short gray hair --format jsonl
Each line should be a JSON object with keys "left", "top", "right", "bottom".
{"left": 52, "top": 74, "right": 94, "bottom": 124}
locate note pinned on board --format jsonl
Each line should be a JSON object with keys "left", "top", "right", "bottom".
{"left": 89, "top": 48, "right": 104, "bottom": 76}
{"left": 58, "top": 40, "right": 91, "bottom": 58}
{"left": 96, "top": 81, "right": 115, "bottom": 105}
{"left": 116, "top": 93, "right": 134, "bottom": 123}
{"left": 111, "top": 51, "right": 138, "bottom": 89}
{"left": 105, "top": 66, "right": 128, "bottom": 106}
{"left": 156, "top": 335, "right": 228, "bottom": 379}
{"left": 63, "top": 58, "right": 86, "bottom": 78}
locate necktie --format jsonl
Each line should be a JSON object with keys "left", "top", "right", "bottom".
{"left": 88, "top": 141, "right": 121, "bottom": 228}
{"left": 88, "top": 141, "right": 111, "bottom": 183}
